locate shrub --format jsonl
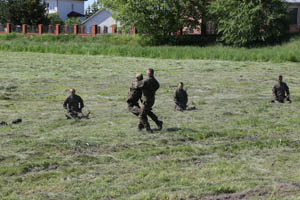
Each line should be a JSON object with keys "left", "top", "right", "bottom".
{"left": 48, "top": 13, "right": 64, "bottom": 25}
{"left": 210, "top": 0, "right": 289, "bottom": 47}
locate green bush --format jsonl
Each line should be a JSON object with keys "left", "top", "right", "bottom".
{"left": 210, "top": 0, "right": 289, "bottom": 47}
{"left": 48, "top": 13, "right": 64, "bottom": 25}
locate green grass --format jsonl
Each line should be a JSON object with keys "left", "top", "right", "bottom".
{"left": 1, "top": 51, "right": 300, "bottom": 199}
{"left": 2, "top": 33, "right": 300, "bottom": 62}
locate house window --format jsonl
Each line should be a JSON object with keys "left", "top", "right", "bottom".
{"left": 288, "top": 8, "right": 298, "bottom": 25}
{"left": 49, "top": 3, "right": 55, "bottom": 10}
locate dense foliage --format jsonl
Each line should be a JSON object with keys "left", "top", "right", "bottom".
{"left": 48, "top": 13, "right": 64, "bottom": 25}
{"left": 103, "top": 0, "right": 210, "bottom": 44}
{"left": 210, "top": 0, "right": 289, "bottom": 47}
{"left": 0, "top": 0, "right": 49, "bottom": 25}
{"left": 65, "top": 18, "right": 82, "bottom": 27}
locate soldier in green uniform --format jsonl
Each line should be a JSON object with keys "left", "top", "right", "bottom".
{"left": 63, "top": 88, "right": 87, "bottom": 119}
{"left": 174, "top": 82, "right": 196, "bottom": 111}
{"left": 139, "top": 68, "right": 163, "bottom": 132}
{"left": 127, "top": 73, "right": 144, "bottom": 130}
{"left": 174, "top": 82, "right": 188, "bottom": 111}
{"left": 271, "top": 75, "right": 291, "bottom": 103}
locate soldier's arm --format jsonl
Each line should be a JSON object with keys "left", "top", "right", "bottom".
{"left": 285, "top": 83, "right": 290, "bottom": 97}
{"left": 79, "top": 97, "right": 84, "bottom": 111}
{"left": 174, "top": 90, "right": 179, "bottom": 102}
{"left": 136, "top": 80, "right": 145, "bottom": 89}
{"left": 272, "top": 86, "right": 277, "bottom": 98}
{"left": 185, "top": 91, "right": 188, "bottom": 105}
{"left": 63, "top": 98, "right": 68, "bottom": 109}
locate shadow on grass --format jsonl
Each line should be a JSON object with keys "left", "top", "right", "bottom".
{"left": 165, "top": 127, "right": 198, "bottom": 133}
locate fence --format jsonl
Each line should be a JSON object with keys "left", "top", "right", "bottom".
{"left": 0, "top": 23, "right": 137, "bottom": 36}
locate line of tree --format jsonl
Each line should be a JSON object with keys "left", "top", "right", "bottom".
{"left": 85, "top": 0, "right": 103, "bottom": 18}
{"left": 0, "top": 0, "right": 49, "bottom": 25}
{"left": 0, "top": 0, "right": 291, "bottom": 47}
{"left": 103, "top": 0, "right": 290, "bottom": 47}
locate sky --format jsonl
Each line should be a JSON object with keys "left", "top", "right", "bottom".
{"left": 85, "top": 0, "right": 96, "bottom": 9}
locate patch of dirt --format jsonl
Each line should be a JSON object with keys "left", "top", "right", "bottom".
{"left": 203, "top": 182, "right": 300, "bottom": 200}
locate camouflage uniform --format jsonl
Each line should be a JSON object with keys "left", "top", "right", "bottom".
{"left": 139, "top": 77, "right": 162, "bottom": 130}
{"left": 272, "top": 81, "right": 291, "bottom": 103}
{"left": 174, "top": 88, "right": 188, "bottom": 111}
{"left": 127, "top": 80, "right": 143, "bottom": 117}
{"left": 63, "top": 94, "right": 84, "bottom": 118}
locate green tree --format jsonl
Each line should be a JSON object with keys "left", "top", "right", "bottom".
{"left": 85, "top": 0, "right": 103, "bottom": 18}
{"left": 0, "top": 0, "right": 8, "bottom": 24}
{"left": 85, "top": 5, "right": 92, "bottom": 18}
{"left": 103, "top": 0, "right": 210, "bottom": 44}
{"left": 210, "top": 0, "right": 289, "bottom": 47}
{"left": 65, "top": 17, "right": 82, "bottom": 27}
{"left": 4, "top": 0, "right": 49, "bottom": 25}
{"left": 48, "top": 13, "right": 64, "bottom": 25}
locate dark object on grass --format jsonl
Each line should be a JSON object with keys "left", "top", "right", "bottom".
{"left": 174, "top": 82, "right": 197, "bottom": 111}
{"left": 12, "top": 119, "right": 22, "bottom": 124}
{"left": 65, "top": 111, "right": 91, "bottom": 120}
{"left": 272, "top": 75, "right": 291, "bottom": 103}
{"left": 0, "top": 121, "right": 8, "bottom": 126}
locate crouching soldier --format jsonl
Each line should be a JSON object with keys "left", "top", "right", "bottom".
{"left": 64, "top": 88, "right": 88, "bottom": 119}
{"left": 174, "top": 82, "right": 196, "bottom": 111}
{"left": 271, "top": 75, "right": 291, "bottom": 103}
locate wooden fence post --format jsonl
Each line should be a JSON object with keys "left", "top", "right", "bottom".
{"left": 132, "top": 27, "right": 136, "bottom": 34}
{"left": 74, "top": 24, "right": 78, "bottom": 35}
{"left": 80, "top": 25, "right": 85, "bottom": 34}
{"left": 92, "top": 24, "right": 97, "bottom": 36}
{"left": 22, "top": 24, "right": 27, "bottom": 34}
{"left": 112, "top": 25, "right": 116, "bottom": 34}
{"left": 6, "top": 23, "right": 11, "bottom": 34}
{"left": 38, "top": 24, "right": 43, "bottom": 35}
{"left": 56, "top": 24, "right": 60, "bottom": 35}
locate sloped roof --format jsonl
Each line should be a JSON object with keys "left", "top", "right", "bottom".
{"left": 82, "top": 9, "right": 110, "bottom": 24}
{"left": 68, "top": 11, "right": 85, "bottom": 18}
{"left": 286, "top": 0, "right": 300, "bottom": 3}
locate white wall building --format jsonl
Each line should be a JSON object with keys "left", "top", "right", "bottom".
{"left": 82, "top": 10, "right": 120, "bottom": 33}
{"left": 45, "top": 0, "right": 86, "bottom": 21}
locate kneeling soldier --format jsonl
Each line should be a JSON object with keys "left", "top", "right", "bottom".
{"left": 174, "top": 82, "right": 196, "bottom": 111}
{"left": 63, "top": 88, "right": 85, "bottom": 119}
{"left": 272, "top": 75, "right": 291, "bottom": 103}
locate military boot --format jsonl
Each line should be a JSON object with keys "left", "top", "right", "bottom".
{"left": 156, "top": 120, "right": 163, "bottom": 131}
{"left": 137, "top": 123, "right": 144, "bottom": 132}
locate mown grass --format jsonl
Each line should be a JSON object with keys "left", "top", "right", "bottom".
{"left": 1, "top": 52, "right": 300, "bottom": 199}
{"left": 1, "top": 33, "right": 300, "bottom": 62}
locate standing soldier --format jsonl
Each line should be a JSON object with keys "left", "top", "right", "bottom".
{"left": 272, "top": 75, "right": 291, "bottom": 103}
{"left": 63, "top": 88, "right": 85, "bottom": 119}
{"left": 139, "top": 68, "right": 163, "bottom": 132}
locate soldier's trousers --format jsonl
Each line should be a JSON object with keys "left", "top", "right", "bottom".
{"left": 129, "top": 103, "right": 159, "bottom": 128}
{"left": 139, "top": 99, "right": 160, "bottom": 129}
{"left": 128, "top": 104, "right": 141, "bottom": 116}
{"left": 273, "top": 96, "right": 291, "bottom": 103}
{"left": 65, "top": 110, "right": 83, "bottom": 119}
{"left": 175, "top": 104, "right": 187, "bottom": 111}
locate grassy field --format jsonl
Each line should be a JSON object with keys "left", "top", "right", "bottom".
{"left": 1, "top": 51, "right": 300, "bottom": 199}
{"left": 2, "top": 34, "right": 300, "bottom": 62}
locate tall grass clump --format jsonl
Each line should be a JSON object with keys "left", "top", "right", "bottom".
{"left": 1, "top": 33, "right": 300, "bottom": 62}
